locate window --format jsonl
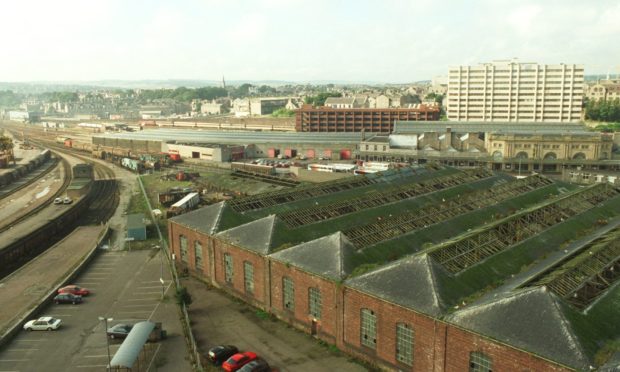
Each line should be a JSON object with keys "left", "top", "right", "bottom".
{"left": 308, "top": 287, "right": 322, "bottom": 319}
{"left": 283, "top": 277, "right": 295, "bottom": 311}
{"left": 224, "top": 253, "right": 233, "bottom": 283}
{"left": 360, "top": 309, "right": 377, "bottom": 349}
{"left": 396, "top": 323, "right": 414, "bottom": 366}
{"left": 194, "top": 241, "right": 203, "bottom": 269}
{"left": 469, "top": 351, "right": 492, "bottom": 372}
{"left": 244, "top": 262, "right": 254, "bottom": 295}
{"left": 179, "top": 235, "right": 188, "bottom": 263}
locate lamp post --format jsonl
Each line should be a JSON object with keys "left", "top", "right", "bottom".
{"left": 98, "top": 316, "right": 113, "bottom": 369}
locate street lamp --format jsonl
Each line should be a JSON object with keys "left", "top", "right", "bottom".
{"left": 98, "top": 316, "right": 113, "bottom": 369}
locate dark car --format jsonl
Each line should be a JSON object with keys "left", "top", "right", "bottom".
{"left": 222, "top": 351, "right": 258, "bottom": 372}
{"left": 238, "top": 358, "right": 270, "bottom": 372}
{"left": 107, "top": 324, "right": 133, "bottom": 339}
{"left": 53, "top": 293, "right": 83, "bottom": 304}
{"left": 206, "top": 345, "right": 239, "bottom": 365}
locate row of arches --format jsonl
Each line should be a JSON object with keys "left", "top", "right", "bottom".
{"left": 492, "top": 151, "right": 587, "bottom": 160}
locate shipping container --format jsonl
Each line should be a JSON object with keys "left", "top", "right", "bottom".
{"left": 340, "top": 149, "right": 352, "bottom": 160}
{"left": 169, "top": 153, "right": 181, "bottom": 162}
{"left": 305, "top": 149, "right": 315, "bottom": 159}
{"left": 64, "top": 139, "right": 73, "bottom": 148}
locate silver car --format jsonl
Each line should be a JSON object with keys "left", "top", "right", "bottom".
{"left": 23, "top": 317, "right": 62, "bottom": 331}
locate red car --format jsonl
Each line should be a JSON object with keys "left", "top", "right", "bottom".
{"left": 58, "top": 285, "right": 90, "bottom": 296}
{"left": 222, "top": 352, "right": 258, "bottom": 372}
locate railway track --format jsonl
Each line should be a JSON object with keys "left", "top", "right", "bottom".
{"left": 0, "top": 158, "right": 72, "bottom": 234}
{"left": 0, "top": 157, "right": 60, "bottom": 202}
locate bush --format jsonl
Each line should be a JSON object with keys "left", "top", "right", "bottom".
{"left": 175, "top": 286, "right": 192, "bottom": 306}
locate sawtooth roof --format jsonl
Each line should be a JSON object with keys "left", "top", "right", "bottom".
{"left": 216, "top": 215, "right": 277, "bottom": 254}
{"left": 270, "top": 232, "right": 357, "bottom": 281}
{"left": 448, "top": 287, "right": 591, "bottom": 369}
{"left": 170, "top": 201, "right": 225, "bottom": 235}
{"left": 345, "top": 254, "right": 448, "bottom": 317}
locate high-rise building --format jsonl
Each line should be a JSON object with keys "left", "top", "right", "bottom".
{"left": 447, "top": 60, "right": 584, "bottom": 122}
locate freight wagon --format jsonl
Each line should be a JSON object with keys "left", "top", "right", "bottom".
{"left": 167, "top": 192, "right": 200, "bottom": 217}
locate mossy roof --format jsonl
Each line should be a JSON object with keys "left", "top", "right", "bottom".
{"left": 269, "top": 232, "right": 357, "bottom": 281}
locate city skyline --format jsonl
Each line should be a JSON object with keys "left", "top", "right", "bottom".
{"left": 1, "top": 0, "right": 619, "bottom": 83}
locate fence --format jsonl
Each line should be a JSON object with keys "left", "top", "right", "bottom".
{"left": 137, "top": 175, "right": 203, "bottom": 371}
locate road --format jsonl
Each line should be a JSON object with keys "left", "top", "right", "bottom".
{"left": 0, "top": 248, "right": 187, "bottom": 371}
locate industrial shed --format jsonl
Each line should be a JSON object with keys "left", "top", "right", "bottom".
{"left": 168, "top": 165, "right": 620, "bottom": 371}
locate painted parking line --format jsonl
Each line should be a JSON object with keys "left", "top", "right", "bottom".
{"left": 75, "top": 282, "right": 100, "bottom": 285}
{"left": 136, "top": 286, "right": 163, "bottom": 289}
{"left": 75, "top": 364, "right": 107, "bottom": 368}
{"left": 125, "top": 298, "right": 159, "bottom": 302}
{"left": 81, "top": 355, "right": 109, "bottom": 359}
{"left": 1, "top": 349, "right": 38, "bottom": 352}
{"left": 120, "top": 304, "right": 157, "bottom": 308}
{"left": 132, "top": 291, "right": 162, "bottom": 295}
{"left": 117, "top": 311, "right": 153, "bottom": 314}
{"left": 0, "top": 359, "right": 29, "bottom": 362}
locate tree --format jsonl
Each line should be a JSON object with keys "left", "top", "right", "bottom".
{"left": 304, "top": 92, "right": 342, "bottom": 107}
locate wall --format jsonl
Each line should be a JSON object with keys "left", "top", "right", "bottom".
{"left": 168, "top": 219, "right": 573, "bottom": 372}
{"left": 269, "top": 260, "right": 339, "bottom": 343}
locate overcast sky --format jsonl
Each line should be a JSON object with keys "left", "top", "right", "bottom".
{"left": 1, "top": 0, "right": 619, "bottom": 83}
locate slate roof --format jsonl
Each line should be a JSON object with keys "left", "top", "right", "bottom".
{"left": 345, "top": 254, "right": 447, "bottom": 317}
{"left": 324, "top": 97, "right": 355, "bottom": 105}
{"left": 269, "top": 232, "right": 356, "bottom": 281}
{"left": 216, "top": 215, "right": 277, "bottom": 254}
{"left": 447, "top": 287, "right": 591, "bottom": 370}
{"left": 170, "top": 201, "right": 225, "bottom": 235}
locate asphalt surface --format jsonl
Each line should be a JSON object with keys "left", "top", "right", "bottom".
{"left": 0, "top": 248, "right": 184, "bottom": 372}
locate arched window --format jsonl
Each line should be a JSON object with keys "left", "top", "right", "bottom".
{"left": 360, "top": 309, "right": 377, "bottom": 349}
{"left": 396, "top": 323, "right": 414, "bottom": 366}
{"left": 179, "top": 235, "right": 188, "bottom": 263}
{"left": 469, "top": 351, "right": 492, "bottom": 372}
{"left": 194, "top": 241, "right": 203, "bottom": 270}
{"left": 572, "top": 152, "right": 586, "bottom": 160}
{"left": 543, "top": 152, "right": 557, "bottom": 160}
{"left": 492, "top": 151, "right": 503, "bottom": 159}
{"left": 515, "top": 151, "right": 528, "bottom": 159}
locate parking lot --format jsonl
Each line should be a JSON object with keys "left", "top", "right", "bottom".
{"left": 184, "top": 278, "right": 369, "bottom": 372}
{"left": 0, "top": 249, "right": 190, "bottom": 372}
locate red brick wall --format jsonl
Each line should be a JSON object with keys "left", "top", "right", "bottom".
{"left": 169, "top": 219, "right": 572, "bottom": 372}
{"left": 444, "top": 326, "right": 571, "bottom": 372}
{"left": 167, "top": 222, "right": 210, "bottom": 278}
{"left": 269, "top": 260, "right": 339, "bottom": 343}
{"left": 212, "top": 238, "right": 268, "bottom": 308}
{"left": 342, "top": 287, "right": 437, "bottom": 371}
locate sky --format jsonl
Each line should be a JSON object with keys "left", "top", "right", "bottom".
{"left": 1, "top": 0, "right": 619, "bottom": 83}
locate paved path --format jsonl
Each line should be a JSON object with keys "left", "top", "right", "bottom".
{"left": 0, "top": 225, "right": 105, "bottom": 336}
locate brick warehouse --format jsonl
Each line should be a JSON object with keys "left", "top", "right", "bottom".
{"left": 295, "top": 104, "right": 440, "bottom": 132}
{"left": 168, "top": 166, "right": 620, "bottom": 371}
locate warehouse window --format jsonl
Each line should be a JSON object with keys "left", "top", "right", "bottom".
{"left": 194, "top": 241, "right": 203, "bottom": 270}
{"left": 308, "top": 287, "right": 322, "bottom": 319}
{"left": 224, "top": 253, "right": 233, "bottom": 283}
{"left": 179, "top": 235, "right": 188, "bottom": 263}
{"left": 469, "top": 351, "right": 492, "bottom": 372}
{"left": 244, "top": 261, "right": 254, "bottom": 295}
{"left": 360, "top": 309, "right": 377, "bottom": 349}
{"left": 283, "top": 277, "right": 295, "bottom": 311}
{"left": 396, "top": 323, "right": 414, "bottom": 366}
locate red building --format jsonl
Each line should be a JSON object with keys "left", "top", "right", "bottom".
{"left": 168, "top": 168, "right": 620, "bottom": 371}
{"left": 295, "top": 104, "right": 440, "bottom": 133}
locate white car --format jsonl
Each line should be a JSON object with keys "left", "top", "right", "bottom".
{"left": 63, "top": 197, "right": 72, "bottom": 204}
{"left": 53, "top": 197, "right": 63, "bottom": 205}
{"left": 23, "top": 316, "right": 61, "bottom": 331}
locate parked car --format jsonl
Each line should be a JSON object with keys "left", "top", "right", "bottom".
{"left": 238, "top": 358, "right": 271, "bottom": 372}
{"left": 107, "top": 324, "right": 133, "bottom": 339}
{"left": 53, "top": 293, "right": 83, "bottom": 304}
{"left": 23, "top": 317, "right": 61, "bottom": 331}
{"left": 206, "top": 345, "right": 239, "bottom": 365}
{"left": 63, "top": 197, "right": 72, "bottom": 204}
{"left": 58, "top": 285, "right": 90, "bottom": 296}
{"left": 53, "top": 197, "right": 63, "bottom": 205}
{"left": 222, "top": 352, "right": 258, "bottom": 372}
